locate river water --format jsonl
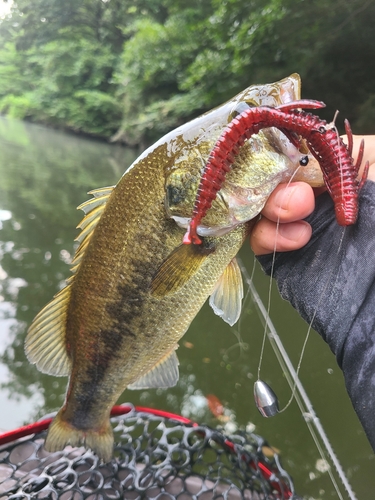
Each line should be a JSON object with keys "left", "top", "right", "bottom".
{"left": 0, "top": 116, "right": 373, "bottom": 499}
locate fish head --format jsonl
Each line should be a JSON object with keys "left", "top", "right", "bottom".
{"left": 162, "top": 74, "right": 323, "bottom": 237}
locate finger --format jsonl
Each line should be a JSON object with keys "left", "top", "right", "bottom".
{"left": 250, "top": 218, "right": 312, "bottom": 255}
{"left": 261, "top": 182, "right": 315, "bottom": 223}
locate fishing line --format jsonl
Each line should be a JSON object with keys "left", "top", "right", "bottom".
{"left": 255, "top": 156, "right": 348, "bottom": 415}
{"left": 245, "top": 148, "right": 356, "bottom": 497}
{"left": 280, "top": 225, "right": 347, "bottom": 414}
{"left": 238, "top": 257, "right": 358, "bottom": 500}
{"left": 220, "top": 257, "right": 257, "bottom": 359}
{"left": 278, "top": 114, "right": 354, "bottom": 412}
{"left": 226, "top": 257, "right": 257, "bottom": 357}
{"left": 256, "top": 165, "right": 306, "bottom": 383}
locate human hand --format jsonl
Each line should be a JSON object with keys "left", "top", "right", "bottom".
{"left": 250, "top": 135, "right": 375, "bottom": 255}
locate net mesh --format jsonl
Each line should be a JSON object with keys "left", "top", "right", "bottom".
{"left": 0, "top": 405, "right": 298, "bottom": 499}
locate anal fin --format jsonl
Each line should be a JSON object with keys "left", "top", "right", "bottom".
{"left": 128, "top": 347, "right": 179, "bottom": 390}
{"left": 209, "top": 257, "right": 243, "bottom": 326}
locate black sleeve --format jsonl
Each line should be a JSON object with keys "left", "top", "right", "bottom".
{"left": 257, "top": 181, "right": 375, "bottom": 452}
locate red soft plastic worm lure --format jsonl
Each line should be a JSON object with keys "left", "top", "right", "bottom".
{"left": 183, "top": 100, "right": 368, "bottom": 245}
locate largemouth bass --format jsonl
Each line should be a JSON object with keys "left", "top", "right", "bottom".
{"left": 25, "top": 74, "right": 324, "bottom": 462}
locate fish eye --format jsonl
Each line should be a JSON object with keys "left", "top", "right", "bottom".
{"left": 299, "top": 155, "right": 309, "bottom": 166}
{"left": 318, "top": 125, "right": 326, "bottom": 133}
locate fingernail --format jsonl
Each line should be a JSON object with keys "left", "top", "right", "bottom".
{"left": 278, "top": 221, "right": 310, "bottom": 242}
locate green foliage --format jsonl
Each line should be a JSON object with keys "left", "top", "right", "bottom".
{"left": 19, "top": 37, "right": 122, "bottom": 135}
{"left": 0, "top": 0, "right": 127, "bottom": 138}
{"left": 115, "top": 0, "right": 375, "bottom": 144}
{"left": 354, "top": 95, "right": 375, "bottom": 134}
{"left": 0, "top": 94, "right": 36, "bottom": 119}
{"left": 0, "top": 41, "right": 33, "bottom": 99}
{"left": 114, "top": 13, "right": 210, "bottom": 144}
{"left": 0, "top": 0, "right": 374, "bottom": 143}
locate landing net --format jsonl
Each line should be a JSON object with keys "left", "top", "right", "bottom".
{"left": 0, "top": 404, "right": 298, "bottom": 499}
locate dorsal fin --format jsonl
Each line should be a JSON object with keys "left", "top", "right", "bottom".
{"left": 25, "top": 185, "right": 115, "bottom": 375}
{"left": 72, "top": 186, "right": 115, "bottom": 273}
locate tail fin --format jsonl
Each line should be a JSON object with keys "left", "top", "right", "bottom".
{"left": 44, "top": 409, "right": 114, "bottom": 462}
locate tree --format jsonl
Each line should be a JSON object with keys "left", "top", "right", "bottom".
{"left": 0, "top": 0, "right": 131, "bottom": 137}
{"left": 0, "top": 0, "right": 374, "bottom": 142}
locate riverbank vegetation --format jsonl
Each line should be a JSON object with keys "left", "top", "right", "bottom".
{"left": 0, "top": 0, "right": 374, "bottom": 145}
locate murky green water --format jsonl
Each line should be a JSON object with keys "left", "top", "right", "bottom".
{"left": 0, "top": 116, "right": 373, "bottom": 499}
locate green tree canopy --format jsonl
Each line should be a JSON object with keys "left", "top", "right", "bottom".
{"left": 0, "top": 0, "right": 374, "bottom": 143}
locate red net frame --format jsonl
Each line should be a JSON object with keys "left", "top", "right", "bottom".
{"left": 0, "top": 404, "right": 297, "bottom": 499}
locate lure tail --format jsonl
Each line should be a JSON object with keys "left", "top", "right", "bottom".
{"left": 345, "top": 119, "right": 369, "bottom": 190}
{"left": 307, "top": 119, "right": 368, "bottom": 226}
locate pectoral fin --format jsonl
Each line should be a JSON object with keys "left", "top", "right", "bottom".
{"left": 151, "top": 243, "right": 213, "bottom": 297}
{"left": 209, "top": 257, "right": 243, "bottom": 326}
{"left": 128, "top": 347, "right": 180, "bottom": 389}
